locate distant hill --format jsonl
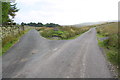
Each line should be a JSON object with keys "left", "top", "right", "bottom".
{"left": 71, "top": 20, "right": 118, "bottom": 27}
{"left": 73, "top": 22, "right": 105, "bottom": 27}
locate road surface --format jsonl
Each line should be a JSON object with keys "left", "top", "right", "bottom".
{"left": 2, "top": 28, "right": 112, "bottom": 78}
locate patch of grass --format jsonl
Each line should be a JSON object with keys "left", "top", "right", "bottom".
{"left": 97, "top": 39, "right": 104, "bottom": 47}
{"left": 107, "top": 48, "right": 118, "bottom": 65}
{"left": 2, "top": 39, "right": 16, "bottom": 54}
{"left": 96, "top": 33, "right": 105, "bottom": 38}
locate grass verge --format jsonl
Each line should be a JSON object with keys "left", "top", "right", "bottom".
{"left": 96, "top": 22, "right": 119, "bottom": 77}
{"left": 0, "top": 29, "right": 30, "bottom": 56}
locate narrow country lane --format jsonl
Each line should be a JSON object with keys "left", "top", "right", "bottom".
{"left": 2, "top": 28, "right": 112, "bottom": 78}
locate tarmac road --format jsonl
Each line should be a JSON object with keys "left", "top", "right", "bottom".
{"left": 2, "top": 28, "right": 112, "bottom": 78}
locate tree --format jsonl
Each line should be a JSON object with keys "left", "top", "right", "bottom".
{"left": 21, "top": 22, "right": 25, "bottom": 26}
{"left": 9, "top": 3, "right": 19, "bottom": 19}
{"left": 22, "top": 22, "right": 60, "bottom": 27}
{"left": 21, "top": 22, "right": 25, "bottom": 30}
{"left": 37, "top": 22, "right": 43, "bottom": 27}
{"left": 2, "top": 2, "right": 10, "bottom": 25}
{"left": 2, "top": 2, "right": 19, "bottom": 26}
{"left": 45, "top": 23, "right": 60, "bottom": 27}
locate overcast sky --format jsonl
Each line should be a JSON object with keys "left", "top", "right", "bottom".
{"left": 14, "top": 0, "right": 119, "bottom": 25}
